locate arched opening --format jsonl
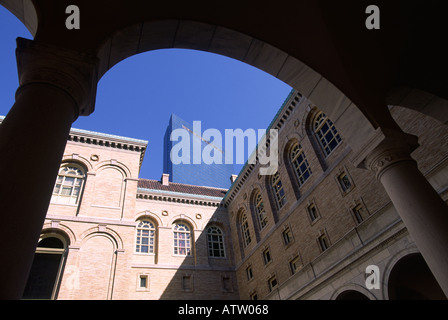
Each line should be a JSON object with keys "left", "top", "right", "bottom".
{"left": 388, "top": 253, "right": 446, "bottom": 300}
{"left": 335, "top": 290, "right": 370, "bottom": 300}
{"left": 0, "top": 2, "right": 447, "bottom": 300}
{"left": 22, "top": 233, "right": 68, "bottom": 299}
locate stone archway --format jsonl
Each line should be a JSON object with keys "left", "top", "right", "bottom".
{"left": 387, "top": 253, "right": 446, "bottom": 300}
{"left": 0, "top": 1, "right": 448, "bottom": 299}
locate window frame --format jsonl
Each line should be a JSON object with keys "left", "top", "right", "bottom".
{"left": 352, "top": 203, "right": 369, "bottom": 224}
{"left": 254, "top": 191, "right": 268, "bottom": 229}
{"left": 207, "top": 226, "right": 226, "bottom": 258}
{"left": 268, "top": 275, "right": 278, "bottom": 292}
{"left": 246, "top": 265, "right": 254, "bottom": 281}
{"left": 271, "top": 172, "right": 287, "bottom": 209}
{"left": 262, "top": 247, "right": 272, "bottom": 265}
{"left": 52, "top": 163, "right": 85, "bottom": 205}
{"left": 290, "top": 143, "right": 312, "bottom": 187}
{"left": 306, "top": 202, "right": 320, "bottom": 224}
{"left": 318, "top": 233, "right": 330, "bottom": 252}
{"left": 313, "top": 112, "right": 342, "bottom": 157}
{"left": 289, "top": 255, "right": 302, "bottom": 275}
{"left": 282, "top": 226, "right": 294, "bottom": 246}
{"left": 240, "top": 211, "right": 252, "bottom": 248}
{"left": 173, "top": 222, "right": 192, "bottom": 256}
{"left": 135, "top": 220, "right": 156, "bottom": 254}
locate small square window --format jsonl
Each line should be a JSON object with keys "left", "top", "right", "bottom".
{"left": 268, "top": 275, "right": 278, "bottom": 292}
{"left": 337, "top": 172, "right": 353, "bottom": 193}
{"left": 307, "top": 203, "right": 319, "bottom": 222}
{"left": 137, "top": 274, "right": 150, "bottom": 292}
{"left": 263, "top": 248, "right": 272, "bottom": 265}
{"left": 140, "top": 275, "right": 148, "bottom": 288}
{"left": 250, "top": 291, "right": 258, "bottom": 300}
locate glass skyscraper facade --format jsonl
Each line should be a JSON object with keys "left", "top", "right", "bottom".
{"left": 163, "top": 114, "right": 234, "bottom": 189}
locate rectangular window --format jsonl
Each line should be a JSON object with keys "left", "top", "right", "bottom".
{"left": 338, "top": 172, "right": 352, "bottom": 192}
{"left": 318, "top": 234, "right": 329, "bottom": 252}
{"left": 307, "top": 203, "right": 319, "bottom": 222}
{"left": 268, "top": 275, "right": 278, "bottom": 292}
{"left": 289, "top": 256, "right": 301, "bottom": 275}
{"left": 246, "top": 266, "right": 253, "bottom": 281}
{"left": 250, "top": 292, "right": 258, "bottom": 300}
{"left": 282, "top": 227, "right": 293, "bottom": 246}
{"left": 263, "top": 248, "right": 272, "bottom": 265}
{"left": 182, "top": 275, "right": 193, "bottom": 291}
{"left": 136, "top": 273, "right": 150, "bottom": 292}
{"left": 353, "top": 204, "right": 367, "bottom": 224}
{"left": 139, "top": 275, "right": 148, "bottom": 288}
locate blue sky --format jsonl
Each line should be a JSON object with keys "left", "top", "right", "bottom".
{"left": 0, "top": 6, "right": 292, "bottom": 181}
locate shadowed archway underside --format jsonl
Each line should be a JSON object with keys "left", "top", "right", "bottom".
{"left": 2, "top": 0, "right": 448, "bottom": 150}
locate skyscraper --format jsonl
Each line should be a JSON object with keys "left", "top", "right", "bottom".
{"left": 163, "top": 114, "right": 234, "bottom": 189}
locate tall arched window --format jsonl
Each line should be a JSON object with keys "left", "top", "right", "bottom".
{"left": 240, "top": 210, "right": 252, "bottom": 247}
{"left": 173, "top": 222, "right": 191, "bottom": 256}
{"left": 271, "top": 172, "right": 286, "bottom": 209}
{"left": 253, "top": 191, "right": 268, "bottom": 229}
{"left": 22, "top": 234, "right": 68, "bottom": 300}
{"left": 52, "top": 163, "right": 85, "bottom": 205}
{"left": 290, "top": 143, "right": 312, "bottom": 186}
{"left": 313, "top": 112, "right": 342, "bottom": 157}
{"left": 136, "top": 220, "right": 156, "bottom": 254}
{"left": 207, "top": 226, "right": 225, "bottom": 258}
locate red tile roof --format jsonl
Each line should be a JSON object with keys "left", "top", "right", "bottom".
{"left": 138, "top": 179, "right": 228, "bottom": 198}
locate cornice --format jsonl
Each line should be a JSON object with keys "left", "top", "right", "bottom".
{"left": 137, "top": 188, "right": 225, "bottom": 208}
{"left": 68, "top": 127, "right": 148, "bottom": 169}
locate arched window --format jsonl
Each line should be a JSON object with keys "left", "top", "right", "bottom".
{"left": 240, "top": 210, "right": 252, "bottom": 247}
{"left": 313, "top": 112, "right": 342, "bottom": 157}
{"left": 22, "top": 234, "right": 68, "bottom": 300}
{"left": 207, "top": 226, "right": 225, "bottom": 258}
{"left": 290, "top": 143, "right": 312, "bottom": 186}
{"left": 52, "top": 164, "right": 85, "bottom": 205}
{"left": 173, "top": 222, "right": 191, "bottom": 256}
{"left": 271, "top": 172, "right": 286, "bottom": 209}
{"left": 253, "top": 191, "right": 268, "bottom": 229}
{"left": 136, "top": 220, "right": 156, "bottom": 254}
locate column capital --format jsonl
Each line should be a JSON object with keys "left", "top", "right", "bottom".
{"left": 15, "top": 38, "right": 98, "bottom": 117}
{"left": 351, "top": 127, "right": 420, "bottom": 179}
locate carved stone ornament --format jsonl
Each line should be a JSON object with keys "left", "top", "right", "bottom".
{"left": 366, "top": 148, "right": 414, "bottom": 179}
{"left": 351, "top": 127, "right": 419, "bottom": 180}
{"left": 15, "top": 38, "right": 99, "bottom": 117}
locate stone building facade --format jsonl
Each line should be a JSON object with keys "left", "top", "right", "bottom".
{"left": 10, "top": 88, "right": 448, "bottom": 300}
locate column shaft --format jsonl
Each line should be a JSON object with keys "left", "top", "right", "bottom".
{"left": 353, "top": 127, "right": 448, "bottom": 298}
{"left": 379, "top": 160, "right": 448, "bottom": 297}
{"left": 0, "top": 84, "right": 76, "bottom": 299}
{"left": 0, "top": 38, "right": 97, "bottom": 299}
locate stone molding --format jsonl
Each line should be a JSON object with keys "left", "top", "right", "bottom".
{"left": 15, "top": 37, "right": 99, "bottom": 117}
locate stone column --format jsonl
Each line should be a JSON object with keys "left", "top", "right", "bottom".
{"left": 0, "top": 38, "right": 98, "bottom": 299}
{"left": 353, "top": 127, "right": 448, "bottom": 298}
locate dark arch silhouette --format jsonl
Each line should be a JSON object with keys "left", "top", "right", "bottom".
{"left": 388, "top": 253, "right": 446, "bottom": 300}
